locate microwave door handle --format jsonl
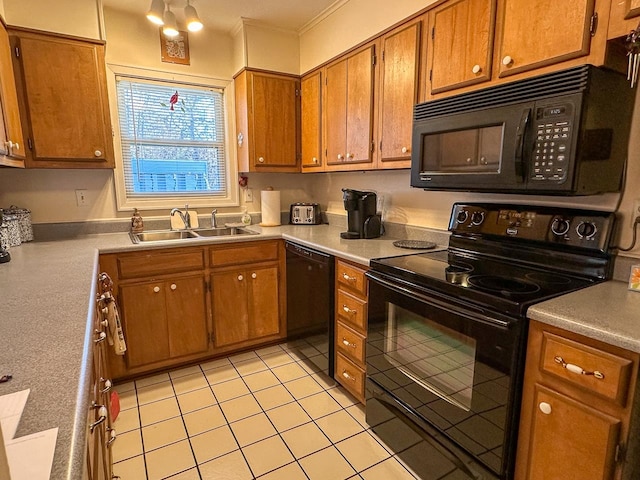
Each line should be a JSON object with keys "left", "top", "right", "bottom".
{"left": 515, "top": 108, "right": 531, "bottom": 181}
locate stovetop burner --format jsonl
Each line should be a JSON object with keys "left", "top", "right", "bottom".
{"left": 467, "top": 275, "right": 541, "bottom": 295}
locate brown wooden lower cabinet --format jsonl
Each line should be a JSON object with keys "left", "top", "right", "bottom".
{"left": 515, "top": 320, "right": 639, "bottom": 480}
{"left": 334, "top": 259, "right": 369, "bottom": 402}
{"left": 99, "top": 240, "right": 286, "bottom": 380}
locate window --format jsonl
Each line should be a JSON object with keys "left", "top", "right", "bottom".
{"left": 114, "top": 76, "right": 235, "bottom": 207}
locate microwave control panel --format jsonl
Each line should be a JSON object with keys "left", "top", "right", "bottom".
{"left": 531, "top": 104, "right": 573, "bottom": 183}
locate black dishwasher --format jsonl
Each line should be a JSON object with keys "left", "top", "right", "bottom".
{"left": 285, "top": 241, "right": 335, "bottom": 377}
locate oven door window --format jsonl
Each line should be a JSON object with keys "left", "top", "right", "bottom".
{"left": 385, "top": 304, "right": 476, "bottom": 411}
{"left": 367, "top": 279, "right": 522, "bottom": 476}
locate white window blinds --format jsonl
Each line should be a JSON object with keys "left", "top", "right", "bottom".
{"left": 115, "top": 77, "right": 227, "bottom": 198}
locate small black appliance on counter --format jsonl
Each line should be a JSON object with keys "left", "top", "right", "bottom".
{"left": 340, "top": 188, "right": 382, "bottom": 239}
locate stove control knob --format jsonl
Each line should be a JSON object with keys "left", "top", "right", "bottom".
{"left": 551, "top": 218, "right": 571, "bottom": 236}
{"left": 470, "top": 211, "right": 485, "bottom": 226}
{"left": 456, "top": 210, "right": 469, "bottom": 224}
{"left": 577, "top": 221, "right": 597, "bottom": 239}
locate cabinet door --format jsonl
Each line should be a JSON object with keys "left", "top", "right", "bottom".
{"left": 119, "top": 282, "right": 170, "bottom": 368}
{"left": 378, "top": 19, "right": 422, "bottom": 168}
{"left": 0, "top": 22, "right": 25, "bottom": 165}
{"left": 325, "top": 58, "right": 348, "bottom": 166}
{"left": 429, "top": 0, "right": 495, "bottom": 94}
{"left": 250, "top": 72, "right": 299, "bottom": 169}
{"left": 248, "top": 265, "right": 280, "bottom": 339}
{"left": 345, "top": 45, "right": 375, "bottom": 165}
{"left": 11, "top": 30, "right": 114, "bottom": 168}
{"left": 525, "top": 385, "right": 620, "bottom": 480}
{"left": 212, "top": 270, "right": 249, "bottom": 347}
{"left": 166, "top": 276, "right": 209, "bottom": 358}
{"left": 301, "top": 70, "right": 323, "bottom": 171}
{"left": 496, "top": 0, "right": 595, "bottom": 77}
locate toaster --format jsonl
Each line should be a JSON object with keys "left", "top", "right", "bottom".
{"left": 289, "top": 203, "right": 322, "bottom": 225}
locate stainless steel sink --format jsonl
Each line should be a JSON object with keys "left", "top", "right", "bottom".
{"left": 192, "top": 227, "right": 258, "bottom": 237}
{"left": 130, "top": 230, "right": 199, "bottom": 243}
{"left": 130, "top": 227, "right": 257, "bottom": 243}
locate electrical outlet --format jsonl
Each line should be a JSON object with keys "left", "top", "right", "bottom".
{"left": 243, "top": 188, "right": 254, "bottom": 203}
{"left": 75, "top": 189, "right": 89, "bottom": 207}
{"left": 633, "top": 199, "right": 640, "bottom": 227}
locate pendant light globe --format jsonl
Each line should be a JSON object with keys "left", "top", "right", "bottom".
{"left": 146, "top": 0, "right": 165, "bottom": 25}
{"left": 162, "top": 7, "right": 180, "bottom": 37}
{"left": 184, "top": 2, "right": 203, "bottom": 32}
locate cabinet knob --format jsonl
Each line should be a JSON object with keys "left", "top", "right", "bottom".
{"left": 94, "top": 150, "right": 103, "bottom": 157}
{"left": 258, "top": 157, "right": 265, "bottom": 163}
{"left": 238, "top": 274, "right": 244, "bottom": 281}
{"left": 312, "top": 157, "right": 318, "bottom": 164}
{"left": 502, "top": 55, "right": 513, "bottom": 66}
{"left": 13, "top": 142, "right": 19, "bottom": 151}
{"left": 401, "top": 147, "right": 409, "bottom": 154}
{"left": 480, "top": 156, "right": 487, "bottom": 165}
{"left": 539, "top": 402, "right": 552, "bottom": 415}
{"left": 466, "top": 158, "right": 472, "bottom": 163}
{"left": 342, "top": 305, "right": 356, "bottom": 315}
{"left": 346, "top": 152, "right": 353, "bottom": 159}
{"left": 251, "top": 272, "right": 257, "bottom": 279}
{"left": 170, "top": 283, "right": 177, "bottom": 290}
{"left": 153, "top": 286, "right": 160, "bottom": 293}
{"left": 94, "top": 331, "right": 107, "bottom": 344}
{"left": 472, "top": 64, "right": 482, "bottom": 74}
{"left": 337, "top": 154, "right": 344, "bottom": 160}
{"left": 89, "top": 405, "right": 108, "bottom": 432}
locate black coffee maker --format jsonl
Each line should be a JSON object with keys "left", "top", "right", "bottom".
{"left": 340, "top": 188, "right": 382, "bottom": 239}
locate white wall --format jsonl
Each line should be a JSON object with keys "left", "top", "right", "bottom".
{"left": 243, "top": 21, "right": 299, "bottom": 75}
{"left": 3, "top": 0, "right": 101, "bottom": 38}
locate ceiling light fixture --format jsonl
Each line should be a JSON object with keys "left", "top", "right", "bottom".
{"left": 184, "top": 0, "right": 203, "bottom": 32}
{"left": 146, "top": 0, "right": 165, "bottom": 25}
{"left": 162, "top": 3, "right": 180, "bottom": 37}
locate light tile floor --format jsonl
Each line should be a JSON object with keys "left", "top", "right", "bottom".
{"left": 111, "top": 342, "right": 421, "bottom": 480}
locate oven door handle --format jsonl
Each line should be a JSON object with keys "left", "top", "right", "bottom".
{"left": 514, "top": 107, "right": 531, "bottom": 182}
{"left": 367, "top": 271, "right": 511, "bottom": 329}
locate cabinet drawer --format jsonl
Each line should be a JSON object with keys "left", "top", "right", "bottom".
{"left": 118, "top": 249, "right": 205, "bottom": 279}
{"left": 336, "top": 288, "right": 367, "bottom": 331}
{"left": 210, "top": 241, "right": 279, "bottom": 266}
{"left": 336, "top": 259, "right": 367, "bottom": 295}
{"left": 336, "top": 352, "right": 365, "bottom": 401}
{"left": 541, "top": 331, "right": 633, "bottom": 405}
{"left": 336, "top": 321, "right": 366, "bottom": 366}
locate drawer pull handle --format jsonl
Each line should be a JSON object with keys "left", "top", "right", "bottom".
{"left": 100, "top": 378, "right": 112, "bottom": 393}
{"left": 342, "top": 370, "right": 356, "bottom": 382}
{"left": 539, "top": 402, "right": 552, "bottom": 415}
{"left": 90, "top": 405, "right": 108, "bottom": 432}
{"left": 342, "top": 273, "right": 356, "bottom": 282}
{"left": 106, "top": 428, "right": 117, "bottom": 447}
{"left": 342, "top": 338, "right": 357, "bottom": 348}
{"left": 94, "top": 331, "right": 107, "bottom": 344}
{"left": 554, "top": 356, "right": 604, "bottom": 379}
{"left": 342, "top": 305, "right": 356, "bottom": 315}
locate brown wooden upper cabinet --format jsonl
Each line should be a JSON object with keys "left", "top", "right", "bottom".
{"left": 495, "top": 0, "right": 598, "bottom": 77}
{"left": 377, "top": 16, "right": 425, "bottom": 169}
{"left": 608, "top": 0, "right": 640, "bottom": 39}
{"left": 234, "top": 68, "right": 300, "bottom": 173}
{"left": 300, "top": 69, "right": 323, "bottom": 172}
{"left": 0, "top": 20, "right": 25, "bottom": 167}
{"left": 9, "top": 27, "right": 114, "bottom": 168}
{"left": 427, "top": 0, "right": 496, "bottom": 94}
{"left": 325, "top": 43, "right": 376, "bottom": 171}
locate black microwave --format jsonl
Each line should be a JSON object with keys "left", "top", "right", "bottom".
{"left": 410, "top": 65, "right": 635, "bottom": 195}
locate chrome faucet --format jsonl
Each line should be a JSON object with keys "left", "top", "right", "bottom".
{"left": 170, "top": 204, "right": 191, "bottom": 230}
{"left": 211, "top": 209, "right": 218, "bottom": 228}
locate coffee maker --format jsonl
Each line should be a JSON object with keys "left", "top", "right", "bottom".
{"left": 340, "top": 189, "right": 382, "bottom": 239}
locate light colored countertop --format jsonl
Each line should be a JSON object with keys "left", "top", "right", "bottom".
{"left": 0, "top": 224, "right": 443, "bottom": 480}
{"left": 2, "top": 222, "right": 639, "bottom": 480}
{"left": 528, "top": 280, "right": 640, "bottom": 353}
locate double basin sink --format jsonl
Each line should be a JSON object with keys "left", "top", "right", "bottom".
{"left": 130, "top": 226, "right": 258, "bottom": 244}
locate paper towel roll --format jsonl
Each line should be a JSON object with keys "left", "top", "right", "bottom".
{"left": 260, "top": 189, "right": 281, "bottom": 226}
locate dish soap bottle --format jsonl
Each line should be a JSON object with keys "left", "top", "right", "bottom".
{"left": 131, "top": 208, "right": 144, "bottom": 233}
{"left": 241, "top": 207, "right": 252, "bottom": 226}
